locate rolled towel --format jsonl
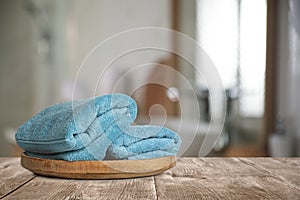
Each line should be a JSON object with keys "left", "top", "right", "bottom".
{"left": 15, "top": 94, "right": 181, "bottom": 161}
{"left": 106, "top": 125, "right": 181, "bottom": 160}
{"left": 16, "top": 94, "right": 137, "bottom": 160}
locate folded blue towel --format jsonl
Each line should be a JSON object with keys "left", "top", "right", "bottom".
{"left": 15, "top": 94, "right": 181, "bottom": 161}
{"left": 106, "top": 125, "right": 181, "bottom": 160}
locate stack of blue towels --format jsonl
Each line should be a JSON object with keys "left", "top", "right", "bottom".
{"left": 15, "top": 94, "right": 181, "bottom": 161}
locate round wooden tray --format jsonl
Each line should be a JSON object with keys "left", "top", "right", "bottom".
{"left": 21, "top": 154, "right": 176, "bottom": 179}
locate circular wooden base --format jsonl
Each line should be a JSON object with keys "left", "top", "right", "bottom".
{"left": 21, "top": 154, "right": 176, "bottom": 179}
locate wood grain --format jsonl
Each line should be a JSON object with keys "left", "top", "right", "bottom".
{"left": 2, "top": 176, "right": 157, "bottom": 200}
{"left": 246, "top": 157, "right": 300, "bottom": 187}
{"left": 155, "top": 158, "right": 300, "bottom": 200}
{"left": 1, "top": 157, "right": 299, "bottom": 199}
{"left": 21, "top": 154, "right": 176, "bottom": 179}
{"left": 0, "top": 157, "right": 35, "bottom": 198}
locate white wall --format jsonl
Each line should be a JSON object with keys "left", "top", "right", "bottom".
{"left": 0, "top": 0, "right": 37, "bottom": 155}
{"left": 64, "top": 0, "right": 172, "bottom": 99}
{"left": 276, "top": 0, "right": 300, "bottom": 155}
{"left": 289, "top": 0, "right": 300, "bottom": 154}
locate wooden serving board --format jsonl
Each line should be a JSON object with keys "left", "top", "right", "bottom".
{"left": 20, "top": 154, "right": 176, "bottom": 179}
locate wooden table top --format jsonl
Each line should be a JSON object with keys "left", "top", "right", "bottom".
{"left": 0, "top": 157, "right": 299, "bottom": 199}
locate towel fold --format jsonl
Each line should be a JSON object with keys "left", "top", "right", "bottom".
{"left": 106, "top": 125, "right": 181, "bottom": 160}
{"left": 15, "top": 94, "right": 181, "bottom": 161}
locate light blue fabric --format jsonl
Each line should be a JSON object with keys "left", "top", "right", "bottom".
{"left": 105, "top": 125, "right": 181, "bottom": 160}
{"left": 15, "top": 94, "right": 181, "bottom": 161}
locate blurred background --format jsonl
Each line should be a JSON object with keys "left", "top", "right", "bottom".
{"left": 0, "top": 0, "right": 299, "bottom": 157}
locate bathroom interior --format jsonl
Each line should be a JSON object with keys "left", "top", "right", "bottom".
{"left": 0, "top": 0, "right": 299, "bottom": 158}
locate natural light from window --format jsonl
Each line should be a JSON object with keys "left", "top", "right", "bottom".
{"left": 196, "top": 0, "right": 267, "bottom": 117}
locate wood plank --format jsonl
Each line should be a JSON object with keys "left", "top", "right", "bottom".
{"left": 0, "top": 157, "right": 35, "bottom": 198}
{"left": 3, "top": 176, "right": 157, "bottom": 200}
{"left": 245, "top": 157, "right": 300, "bottom": 187}
{"left": 155, "top": 158, "right": 300, "bottom": 200}
{"left": 2, "top": 157, "right": 299, "bottom": 199}
{"left": 21, "top": 154, "right": 176, "bottom": 179}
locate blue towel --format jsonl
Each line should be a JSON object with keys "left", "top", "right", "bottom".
{"left": 15, "top": 94, "right": 181, "bottom": 161}
{"left": 105, "top": 125, "right": 181, "bottom": 160}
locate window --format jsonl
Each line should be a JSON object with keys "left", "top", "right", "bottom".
{"left": 196, "top": 0, "right": 267, "bottom": 117}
